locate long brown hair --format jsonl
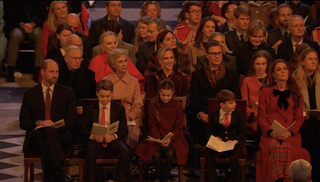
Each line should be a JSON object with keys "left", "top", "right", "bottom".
{"left": 194, "top": 16, "right": 219, "bottom": 48}
{"left": 247, "top": 50, "right": 272, "bottom": 81}
{"left": 152, "top": 79, "right": 175, "bottom": 122}
{"left": 266, "top": 59, "right": 301, "bottom": 108}
{"left": 288, "top": 43, "right": 311, "bottom": 72}
{"left": 156, "top": 30, "right": 186, "bottom": 69}
{"left": 52, "top": 23, "right": 72, "bottom": 50}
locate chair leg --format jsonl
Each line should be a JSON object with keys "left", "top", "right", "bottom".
{"left": 139, "top": 161, "right": 143, "bottom": 182}
{"left": 64, "top": 159, "right": 69, "bottom": 174}
{"left": 241, "top": 164, "right": 245, "bottom": 182}
{"left": 79, "top": 162, "right": 84, "bottom": 182}
{"left": 178, "top": 165, "right": 183, "bottom": 182}
{"left": 200, "top": 159, "right": 205, "bottom": 182}
{"left": 143, "top": 163, "right": 148, "bottom": 180}
{"left": 30, "top": 162, "right": 34, "bottom": 182}
{"left": 24, "top": 160, "right": 29, "bottom": 182}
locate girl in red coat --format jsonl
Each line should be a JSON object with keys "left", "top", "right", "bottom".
{"left": 135, "top": 79, "right": 189, "bottom": 182}
{"left": 256, "top": 59, "right": 306, "bottom": 182}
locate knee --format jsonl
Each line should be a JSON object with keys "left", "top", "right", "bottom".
{"left": 166, "top": 149, "right": 175, "bottom": 158}
{"left": 9, "top": 28, "right": 24, "bottom": 42}
{"left": 32, "top": 27, "right": 43, "bottom": 40}
{"left": 153, "top": 150, "right": 161, "bottom": 159}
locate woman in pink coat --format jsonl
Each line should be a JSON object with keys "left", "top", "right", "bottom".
{"left": 135, "top": 79, "right": 189, "bottom": 182}
{"left": 256, "top": 59, "right": 305, "bottom": 182}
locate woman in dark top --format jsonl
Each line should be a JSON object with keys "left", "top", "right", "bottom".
{"left": 46, "top": 23, "right": 72, "bottom": 59}
{"left": 293, "top": 48, "right": 320, "bottom": 182}
{"left": 233, "top": 20, "right": 276, "bottom": 77}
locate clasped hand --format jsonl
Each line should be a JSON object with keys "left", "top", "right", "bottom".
{"left": 158, "top": 138, "right": 171, "bottom": 147}
{"left": 34, "top": 120, "right": 54, "bottom": 130}
{"left": 271, "top": 131, "right": 291, "bottom": 140}
{"left": 92, "top": 134, "right": 115, "bottom": 143}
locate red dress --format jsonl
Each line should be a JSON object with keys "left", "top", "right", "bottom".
{"left": 134, "top": 99, "right": 189, "bottom": 165}
{"left": 88, "top": 51, "right": 145, "bottom": 92}
{"left": 256, "top": 85, "right": 304, "bottom": 181}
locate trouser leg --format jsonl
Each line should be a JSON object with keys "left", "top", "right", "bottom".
{"left": 7, "top": 28, "right": 25, "bottom": 67}
{"left": 27, "top": 27, "right": 42, "bottom": 67}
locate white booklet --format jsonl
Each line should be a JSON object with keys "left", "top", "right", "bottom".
{"left": 147, "top": 132, "right": 174, "bottom": 144}
{"left": 271, "top": 120, "right": 296, "bottom": 135}
{"left": 307, "top": 109, "right": 320, "bottom": 118}
{"left": 35, "top": 119, "right": 65, "bottom": 130}
{"left": 90, "top": 121, "right": 119, "bottom": 135}
{"left": 206, "top": 135, "right": 238, "bottom": 152}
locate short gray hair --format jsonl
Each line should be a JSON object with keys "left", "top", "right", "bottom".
{"left": 288, "top": 15, "right": 304, "bottom": 28}
{"left": 148, "top": 18, "right": 166, "bottom": 31}
{"left": 65, "top": 45, "right": 83, "bottom": 56}
{"left": 289, "top": 159, "right": 312, "bottom": 182}
{"left": 107, "top": 48, "right": 129, "bottom": 70}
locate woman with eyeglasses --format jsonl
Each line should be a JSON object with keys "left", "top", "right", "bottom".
{"left": 233, "top": 20, "right": 276, "bottom": 82}
{"left": 186, "top": 16, "right": 220, "bottom": 72}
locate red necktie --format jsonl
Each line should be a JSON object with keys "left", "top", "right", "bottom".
{"left": 225, "top": 113, "right": 230, "bottom": 128}
{"left": 295, "top": 43, "right": 300, "bottom": 51}
{"left": 101, "top": 106, "right": 107, "bottom": 147}
{"left": 45, "top": 88, "right": 51, "bottom": 120}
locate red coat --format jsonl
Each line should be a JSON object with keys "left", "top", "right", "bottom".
{"left": 173, "top": 20, "right": 198, "bottom": 51}
{"left": 240, "top": 76, "right": 261, "bottom": 131}
{"left": 134, "top": 99, "right": 189, "bottom": 165}
{"left": 256, "top": 85, "right": 304, "bottom": 181}
{"left": 88, "top": 51, "right": 145, "bottom": 92}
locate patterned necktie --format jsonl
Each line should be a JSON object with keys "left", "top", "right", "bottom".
{"left": 240, "top": 34, "right": 244, "bottom": 43}
{"left": 225, "top": 113, "right": 230, "bottom": 128}
{"left": 45, "top": 88, "right": 51, "bottom": 120}
{"left": 295, "top": 43, "right": 300, "bottom": 51}
{"left": 101, "top": 106, "right": 108, "bottom": 147}
{"left": 284, "top": 31, "right": 289, "bottom": 41}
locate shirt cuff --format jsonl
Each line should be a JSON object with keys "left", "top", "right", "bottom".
{"left": 89, "top": 134, "right": 93, "bottom": 140}
{"left": 197, "top": 112, "right": 204, "bottom": 120}
{"left": 113, "top": 134, "right": 118, "bottom": 140}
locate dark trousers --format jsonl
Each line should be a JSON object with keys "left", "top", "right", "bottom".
{"left": 206, "top": 144, "right": 240, "bottom": 182}
{"left": 300, "top": 118, "right": 320, "bottom": 181}
{"left": 85, "top": 139, "right": 132, "bottom": 182}
{"left": 29, "top": 127, "right": 71, "bottom": 182}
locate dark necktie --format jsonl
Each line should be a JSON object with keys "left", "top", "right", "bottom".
{"left": 225, "top": 113, "right": 230, "bottom": 128}
{"left": 284, "top": 31, "right": 289, "bottom": 41}
{"left": 45, "top": 88, "right": 51, "bottom": 120}
{"left": 240, "top": 34, "right": 244, "bottom": 43}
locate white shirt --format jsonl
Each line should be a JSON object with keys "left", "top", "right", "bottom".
{"left": 41, "top": 82, "right": 55, "bottom": 104}
{"left": 219, "top": 108, "right": 232, "bottom": 126}
{"left": 291, "top": 39, "right": 303, "bottom": 53}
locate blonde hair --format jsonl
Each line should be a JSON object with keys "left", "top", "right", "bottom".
{"left": 47, "top": 1, "right": 68, "bottom": 32}
{"left": 293, "top": 48, "right": 320, "bottom": 88}
{"left": 99, "top": 31, "right": 116, "bottom": 45}
{"left": 140, "top": 1, "right": 162, "bottom": 18}
{"left": 157, "top": 46, "right": 174, "bottom": 66}
{"left": 134, "top": 16, "right": 152, "bottom": 53}
{"left": 246, "top": 20, "right": 266, "bottom": 42}
{"left": 289, "top": 159, "right": 312, "bottom": 182}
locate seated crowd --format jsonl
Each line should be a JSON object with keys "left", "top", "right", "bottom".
{"left": 1, "top": 0, "right": 320, "bottom": 182}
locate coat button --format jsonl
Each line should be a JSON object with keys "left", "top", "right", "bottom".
{"left": 225, "top": 131, "right": 227, "bottom": 134}
{"left": 225, "top": 137, "right": 228, "bottom": 139}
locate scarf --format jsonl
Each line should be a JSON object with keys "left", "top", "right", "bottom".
{"left": 204, "top": 61, "right": 226, "bottom": 88}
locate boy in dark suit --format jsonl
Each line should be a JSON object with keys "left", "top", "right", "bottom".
{"left": 206, "top": 89, "right": 246, "bottom": 182}
{"left": 81, "top": 79, "right": 132, "bottom": 182}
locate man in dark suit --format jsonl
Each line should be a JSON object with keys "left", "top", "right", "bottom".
{"left": 47, "top": 13, "right": 91, "bottom": 60}
{"left": 81, "top": 79, "right": 132, "bottom": 182}
{"left": 55, "top": 45, "right": 96, "bottom": 110}
{"left": 278, "top": 15, "right": 319, "bottom": 62}
{"left": 190, "top": 40, "right": 241, "bottom": 145}
{"left": 19, "top": 59, "right": 77, "bottom": 182}
{"left": 224, "top": 5, "right": 251, "bottom": 53}
{"left": 219, "top": 2, "right": 237, "bottom": 34}
{"left": 89, "top": 1, "right": 135, "bottom": 48}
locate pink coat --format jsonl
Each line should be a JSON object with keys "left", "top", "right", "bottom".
{"left": 256, "top": 85, "right": 304, "bottom": 181}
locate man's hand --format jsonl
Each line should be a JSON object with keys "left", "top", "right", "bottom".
{"left": 199, "top": 113, "right": 208, "bottom": 123}
{"left": 92, "top": 134, "right": 104, "bottom": 143}
{"left": 304, "top": 113, "right": 310, "bottom": 120}
{"left": 77, "top": 106, "right": 83, "bottom": 115}
{"left": 38, "top": 120, "right": 54, "bottom": 126}
{"left": 104, "top": 134, "right": 115, "bottom": 143}
{"left": 226, "top": 140, "right": 237, "bottom": 144}
{"left": 278, "top": 131, "right": 292, "bottom": 141}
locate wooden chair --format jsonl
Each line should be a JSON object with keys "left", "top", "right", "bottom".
{"left": 138, "top": 98, "right": 184, "bottom": 182}
{"left": 78, "top": 98, "right": 121, "bottom": 182}
{"left": 200, "top": 98, "right": 247, "bottom": 182}
{"left": 23, "top": 149, "right": 70, "bottom": 182}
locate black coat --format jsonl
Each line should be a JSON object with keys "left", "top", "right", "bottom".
{"left": 55, "top": 58, "right": 96, "bottom": 106}
{"left": 224, "top": 29, "right": 241, "bottom": 52}
{"left": 19, "top": 83, "right": 77, "bottom": 152}
{"left": 277, "top": 38, "right": 320, "bottom": 62}
{"left": 219, "top": 23, "right": 230, "bottom": 34}
{"left": 3, "top": 1, "right": 46, "bottom": 37}
{"left": 89, "top": 14, "right": 135, "bottom": 48}
{"left": 267, "top": 28, "right": 308, "bottom": 47}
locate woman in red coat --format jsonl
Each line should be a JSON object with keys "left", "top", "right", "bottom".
{"left": 256, "top": 60, "right": 304, "bottom": 182}
{"left": 89, "top": 31, "right": 145, "bottom": 92}
{"left": 135, "top": 79, "right": 189, "bottom": 182}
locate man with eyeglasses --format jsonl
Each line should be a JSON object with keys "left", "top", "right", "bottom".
{"left": 277, "top": 15, "right": 319, "bottom": 62}
{"left": 190, "top": 40, "right": 241, "bottom": 145}
{"left": 56, "top": 45, "right": 96, "bottom": 114}
{"left": 173, "top": 1, "right": 202, "bottom": 51}
{"left": 89, "top": 1, "right": 135, "bottom": 49}
{"left": 219, "top": 2, "right": 237, "bottom": 34}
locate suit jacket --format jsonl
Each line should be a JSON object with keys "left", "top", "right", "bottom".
{"left": 256, "top": 85, "right": 304, "bottom": 181}
{"left": 224, "top": 29, "right": 241, "bottom": 53}
{"left": 56, "top": 58, "right": 96, "bottom": 106}
{"left": 91, "top": 40, "right": 136, "bottom": 65}
{"left": 219, "top": 23, "right": 231, "bottom": 34}
{"left": 266, "top": 28, "right": 308, "bottom": 49}
{"left": 47, "top": 31, "right": 91, "bottom": 60}
{"left": 137, "top": 41, "right": 183, "bottom": 75}
{"left": 301, "top": 73, "right": 320, "bottom": 112}
{"left": 190, "top": 66, "right": 241, "bottom": 120}
{"left": 46, "top": 48, "right": 62, "bottom": 60}
{"left": 19, "top": 83, "right": 77, "bottom": 152}
{"left": 81, "top": 101, "right": 128, "bottom": 145}
{"left": 277, "top": 38, "right": 320, "bottom": 62}
{"left": 208, "top": 109, "right": 246, "bottom": 147}
{"left": 89, "top": 14, "right": 135, "bottom": 48}
{"left": 196, "top": 54, "right": 236, "bottom": 70}
{"left": 3, "top": 1, "right": 46, "bottom": 37}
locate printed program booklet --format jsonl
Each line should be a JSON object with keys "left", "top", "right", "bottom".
{"left": 90, "top": 121, "right": 119, "bottom": 135}
{"left": 206, "top": 135, "right": 238, "bottom": 152}
{"left": 147, "top": 132, "right": 174, "bottom": 144}
{"left": 271, "top": 120, "right": 296, "bottom": 135}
